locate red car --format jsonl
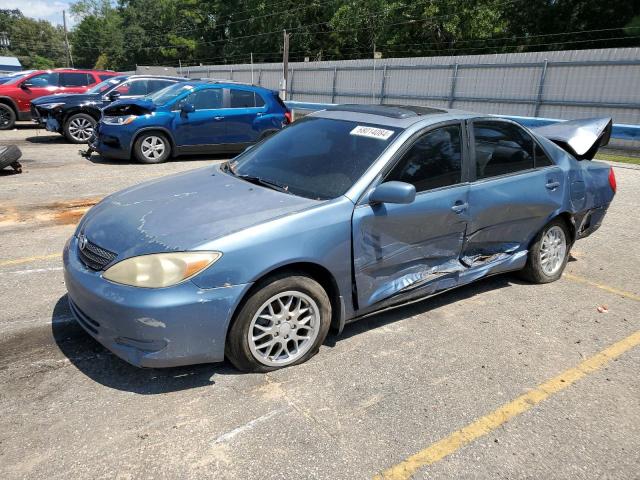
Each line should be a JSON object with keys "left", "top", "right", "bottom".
{"left": 0, "top": 69, "right": 119, "bottom": 130}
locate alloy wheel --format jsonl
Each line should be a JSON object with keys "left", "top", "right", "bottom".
{"left": 540, "top": 225, "right": 567, "bottom": 276}
{"left": 0, "top": 109, "right": 10, "bottom": 127}
{"left": 68, "top": 117, "right": 94, "bottom": 142}
{"left": 140, "top": 136, "right": 166, "bottom": 161}
{"left": 248, "top": 291, "right": 321, "bottom": 367}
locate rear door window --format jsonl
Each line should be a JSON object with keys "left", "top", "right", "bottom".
{"left": 229, "top": 88, "right": 263, "bottom": 108}
{"left": 147, "top": 79, "right": 176, "bottom": 94}
{"left": 60, "top": 72, "right": 91, "bottom": 87}
{"left": 473, "top": 121, "right": 535, "bottom": 180}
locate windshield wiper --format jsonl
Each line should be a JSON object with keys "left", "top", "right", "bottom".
{"left": 235, "top": 173, "right": 291, "bottom": 195}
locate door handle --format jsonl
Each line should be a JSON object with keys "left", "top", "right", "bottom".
{"left": 546, "top": 180, "right": 560, "bottom": 190}
{"left": 451, "top": 201, "right": 468, "bottom": 214}
{"left": 214, "top": 116, "right": 224, "bottom": 121}
{"left": 256, "top": 112, "right": 263, "bottom": 116}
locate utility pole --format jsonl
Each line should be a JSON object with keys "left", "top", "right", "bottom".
{"left": 280, "top": 30, "right": 289, "bottom": 100}
{"left": 62, "top": 10, "right": 73, "bottom": 68}
{"left": 0, "top": 32, "right": 10, "bottom": 51}
{"left": 251, "top": 52, "right": 254, "bottom": 84}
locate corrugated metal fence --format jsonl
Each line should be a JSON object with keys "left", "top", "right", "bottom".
{"left": 177, "top": 47, "right": 640, "bottom": 149}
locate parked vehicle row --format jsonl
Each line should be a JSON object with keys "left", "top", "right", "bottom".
{"left": 27, "top": 75, "right": 291, "bottom": 160}
{"left": 31, "top": 75, "right": 185, "bottom": 143}
{"left": 62, "top": 104, "right": 616, "bottom": 372}
{"left": 0, "top": 68, "right": 119, "bottom": 130}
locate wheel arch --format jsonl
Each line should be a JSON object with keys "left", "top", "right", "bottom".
{"left": 228, "top": 261, "right": 345, "bottom": 339}
{"left": 63, "top": 106, "right": 101, "bottom": 124}
{"left": 0, "top": 96, "right": 18, "bottom": 114}
{"left": 529, "top": 211, "right": 577, "bottom": 250}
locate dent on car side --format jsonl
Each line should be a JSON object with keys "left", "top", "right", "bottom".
{"left": 65, "top": 107, "right": 615, "bottom": 368}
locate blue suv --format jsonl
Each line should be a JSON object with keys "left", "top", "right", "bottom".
{"left": 90, "top": 80, "right": 291, "bottom": 163}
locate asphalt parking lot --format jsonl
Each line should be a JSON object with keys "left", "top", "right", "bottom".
{"left": 1, "top": 123, "right": 639, "bottom": 480}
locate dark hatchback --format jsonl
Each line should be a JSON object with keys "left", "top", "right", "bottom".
{"left": 31, "top": 75, "right": 185, "bottom": 143}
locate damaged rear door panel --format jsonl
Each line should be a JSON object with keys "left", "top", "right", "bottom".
{"left": 462, "top": 119, "right": 565, "bottom": 264}
{"left": 352, "top": 122, "right": 469, "bottom": 309}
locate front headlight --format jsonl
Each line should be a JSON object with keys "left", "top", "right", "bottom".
{"left": 103, "top": 115, "right": 137, "bottom": 125}
{"left": 103, "top": 251, "right": 222, "bottom": 288}
{"left": 38, "top": 102, "right": 64, "bottom": 110}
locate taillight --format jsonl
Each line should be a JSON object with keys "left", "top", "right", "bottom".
{"left": 608, "top": 167, "right": 617, "bottom": 193}
{"left": 284, "top": 111, "right": 292, "bottom": 124}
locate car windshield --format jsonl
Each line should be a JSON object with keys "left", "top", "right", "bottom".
{"left": 87, "top": 76, "right": 126, "bottom": 94}
{"left": 146, "top": 82, "right": 195, "bottom": 106}
{"left": 227, "top": 117, "right": 401, "bottom": 200}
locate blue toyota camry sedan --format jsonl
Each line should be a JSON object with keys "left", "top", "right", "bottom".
{"left": 64, "top": 104, "right": 616, "bottom": 372}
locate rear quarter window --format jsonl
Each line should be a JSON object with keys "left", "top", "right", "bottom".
{"left": 229, "top": 88, "right": 264, "bottom": 108}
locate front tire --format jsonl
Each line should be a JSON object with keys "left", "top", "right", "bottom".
{"left": 520, "top": 219, "right": 570, "bottom": 284}
{"left": 226, "top": 273, "right": 331, "bottom": 372}
{"left": 64, "top": 113, "right": 97, "bottom": 143}
{"left": 133, "top": 132, "right": 171, "bottom": 164}
{"left": 0, "top": 104, "right": 16, "bottom": 130}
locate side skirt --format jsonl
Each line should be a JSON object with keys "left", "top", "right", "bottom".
{"left": 175, "top": 142, "right": 251, "bottom": 155}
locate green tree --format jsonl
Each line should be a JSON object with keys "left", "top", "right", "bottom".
{"left": 0, "top": 9, "right": 67, "bottom": 69}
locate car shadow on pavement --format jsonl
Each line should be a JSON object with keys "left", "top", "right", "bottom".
{"left": 51, "top": 295, "right": 237, "bottom": 394}
{"left": 24, "top": 133, "right": 67, "bottom": 144}
{"left": 84, "top": 152, "right": 232, "bottom": 165}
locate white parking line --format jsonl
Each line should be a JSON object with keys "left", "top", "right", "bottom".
{"left": 213, "top": 407, "right": 289, "bottom": 445}
{"left": 0, "top": 267, "right": 63, "bottom": 276}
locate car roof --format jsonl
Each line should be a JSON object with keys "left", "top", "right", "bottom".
{"left": 185, "top": 79, "right": 274, "bottom": 93}
{"left": 310, "top": 104, "right": 477, "bottom": 128}
{"left": 124, "top": 75, "right": 188, "bottom": 81}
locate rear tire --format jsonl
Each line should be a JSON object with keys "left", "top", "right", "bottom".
{"left": 520, "top": 218, "right": 570, "bottom": 284}
{"left": 0, "top": 104, "right": 16, "bottom": 130}
{"left": 133, "top": 132, "right": 171, "bottom": 164}
{"left": 226, "top": 273, "right": 331, "bottom": 372}
{"left": 64, "top": 113, "right": 96, "bottom": 143}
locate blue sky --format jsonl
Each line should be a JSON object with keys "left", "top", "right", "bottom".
{"left": 0, "top": 0, "right": 76, "bottom": 27}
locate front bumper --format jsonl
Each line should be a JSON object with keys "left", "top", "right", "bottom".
{"left": 63, "top": 236, "right": 252, "bottom": 368}
{"left": 90, "top": 122, "right": 132, "bottom": 160}
{"left": 30, "top": 106, "right": 61, "bottom": 132}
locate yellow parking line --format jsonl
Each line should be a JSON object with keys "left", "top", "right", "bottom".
{"left": 0, "top": 253, "right": 60, "bottom": 268}
{"left": 564, "top": 273, "right": 640, "bottom": 302}
{"left": 374, "top": 330, "right": 640, "bottom": 480}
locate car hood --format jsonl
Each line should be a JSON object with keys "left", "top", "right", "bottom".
{"left": 32, "top": 93, "right": 100, "bottom": 106}
{"left": 79, "top": 165, "right": 320, "bottom": 258}
{"left": 103, "top": 98, "right": 156, "bottom": 116}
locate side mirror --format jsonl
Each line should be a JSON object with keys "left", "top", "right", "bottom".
{"left": 108, "top": 91, "right": 121, "bottom": 101}
{"left": 181, "top": 103, "right": 195, "bottom": 114}
{"left": 369, "top": 181, "right": 416, "bottom": 205}
{"left": 20, "top": 81, "right": 31, "bottom": 89}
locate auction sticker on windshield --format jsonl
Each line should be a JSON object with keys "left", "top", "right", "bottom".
{"left": 350, "top": 125, "right": 394, "bottom": 140}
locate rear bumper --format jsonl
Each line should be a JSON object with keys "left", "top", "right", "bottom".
{"left": 576, "top": 205, "right": 609, "bottom": 239}
{"left": 63, "top": 236, "right": 252, "bottom": 367}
